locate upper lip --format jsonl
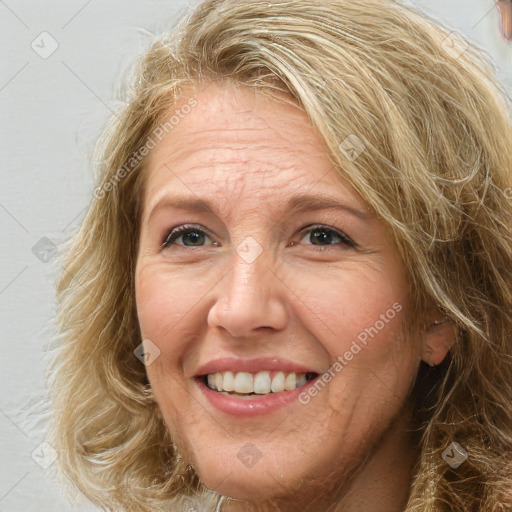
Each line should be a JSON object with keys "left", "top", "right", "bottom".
{"left": 194, "top": 357, "right": 320, "bottom": 377}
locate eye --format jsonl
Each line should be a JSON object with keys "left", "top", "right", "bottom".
{"left": 161, "top": 224, "right": 356, "bottom": 251}
{"left": 162, "top": 224, "right": 217, "bottom": 249}
{"left": 297, "top": 224, "right": 356, "bottom": 249}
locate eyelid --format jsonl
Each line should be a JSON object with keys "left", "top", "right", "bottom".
{"left": 297, "top": 224, "right": 356, "bottom": 248}
{"left": 162, "top": 223, "right": 215, "bottom": 248}
{"left": 162, "top": 223, "right": 356, "bottom": 250}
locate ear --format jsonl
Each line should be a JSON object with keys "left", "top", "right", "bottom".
{"left": 421, "top": 315, "right": 457, "bottom": 367}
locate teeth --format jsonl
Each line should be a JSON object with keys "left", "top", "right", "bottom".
{"left": 234, "top": 372, "right": 253, "bottom": 393}
{"left": 253, "top": 371, "right": 271, "bottom": 394}
{"left": 214, "top": 372, "right": 223, "bottom": 391}
{"left": 223, "top": 371, "right": 235, "bottom": 392}
{"left": 284, "top": 372, "right": 296, "bottom": 390}
{"left": 271, "top": 371, "right": 285, "bottom": 393}
{"left": 205, "top": 370, "right": 313, "bottom": 394}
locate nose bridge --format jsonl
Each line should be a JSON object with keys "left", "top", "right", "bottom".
{"left": 230, "top": 246, "right": 268, "bottom": 304}
{"left": 207, "top": 236, "right": 288, "bottom": 336}
{"left": 226, "top": 238, "right": 273, "bottom": 316}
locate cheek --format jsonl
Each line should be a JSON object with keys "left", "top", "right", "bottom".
{"left": 290, "top": 260, "right": 408, "bottom": 350}
{"left": 135, "top": 262, "right": 198, "bottom": 396}
{"left": 289, "top": 262, "right": 416, "bottom": 409}
{"left": 135, "top": 261, "right": 203, "bottom": 340}
{"left": 135, "top": 263, "right": 197, "bottom": 422}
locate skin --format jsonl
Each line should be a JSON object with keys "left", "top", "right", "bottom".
{"left": 134, "top": 81, "right": 455, "bottom": 512}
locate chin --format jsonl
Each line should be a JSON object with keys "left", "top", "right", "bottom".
{"left": 204, "top": 473, "right": 278, "bottom": 502}
{"left": 193, "top": 448, "right": 300, "bottom": 502}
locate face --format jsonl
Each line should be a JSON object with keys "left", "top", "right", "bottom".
{"left": 135, "top": 82, "right": 422, "bottom": 506}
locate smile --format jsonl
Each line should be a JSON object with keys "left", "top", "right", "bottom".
{"left": 195, "top": 372, "right": 320, "bottom": 417}
{"left": 203, "top": 370, "right": 317, "bottom": 396}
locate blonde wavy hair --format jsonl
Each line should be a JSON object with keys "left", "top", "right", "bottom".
{"left": 47, "top": 0, "right": 512, "bottom": 510}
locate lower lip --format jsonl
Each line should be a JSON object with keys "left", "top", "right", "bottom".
{"left": 195, "top": 376, "right": 320, "bottom": 417}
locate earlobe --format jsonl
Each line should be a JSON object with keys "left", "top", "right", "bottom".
{"left": 421, "top": 317, "right": 457, "bottom": 367}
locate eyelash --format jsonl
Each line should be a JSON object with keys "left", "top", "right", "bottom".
{"left": 162, "top": 223, "right": 356, "bottom": 251}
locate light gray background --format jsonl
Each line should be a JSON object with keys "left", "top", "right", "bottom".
{"left": 1, "top": 1, "right": 510, "bottom": 510}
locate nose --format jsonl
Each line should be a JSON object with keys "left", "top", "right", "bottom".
{"left": 207, "top": 244, "right": 289, "bottom": 338}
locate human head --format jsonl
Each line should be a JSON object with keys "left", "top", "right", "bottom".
{"left": 48, "top": 1, "right": 512, "bottom": 510}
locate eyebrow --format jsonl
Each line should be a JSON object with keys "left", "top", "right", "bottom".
{"left": 146, "top": 191, "right": 371, "bottom": 223}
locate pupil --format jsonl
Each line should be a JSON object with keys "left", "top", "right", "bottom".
{"left": 312, "top": 228, "right": 332, "bottom": 245}
{"left": 184, "top": 232, "right": 203, "bottom": 246}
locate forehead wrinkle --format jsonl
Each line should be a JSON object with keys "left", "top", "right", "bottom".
{"left": 149, "top": 104, "right": 322, "bottom": 165}
{"left": 148, "top": 138, "right": 316, "bottom": 192}
{"left": 143, "top": 158, "right": 315, "bottom": 229}
{"left": 143, "top": 89, "right": 339, "bottom": 225}
{"left": 152, "top": 129, "right": 321, "bottom": 164}
{"left": 143, "top": 139, "right": 325, "bottom": 228}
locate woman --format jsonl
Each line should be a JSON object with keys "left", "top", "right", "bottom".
{"left": 47, "top": 0, "right": 512, "bottom": 510}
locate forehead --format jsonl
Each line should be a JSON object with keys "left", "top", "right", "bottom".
{"left": 142, "top": 82, "right": 366, "bottom": 211}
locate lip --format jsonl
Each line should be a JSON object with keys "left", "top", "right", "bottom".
{"left": 195, "top": 374, "right": 321, "bottom": 417}
{"left": 193, "top": 356, "right": 320, "bottom": 377}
